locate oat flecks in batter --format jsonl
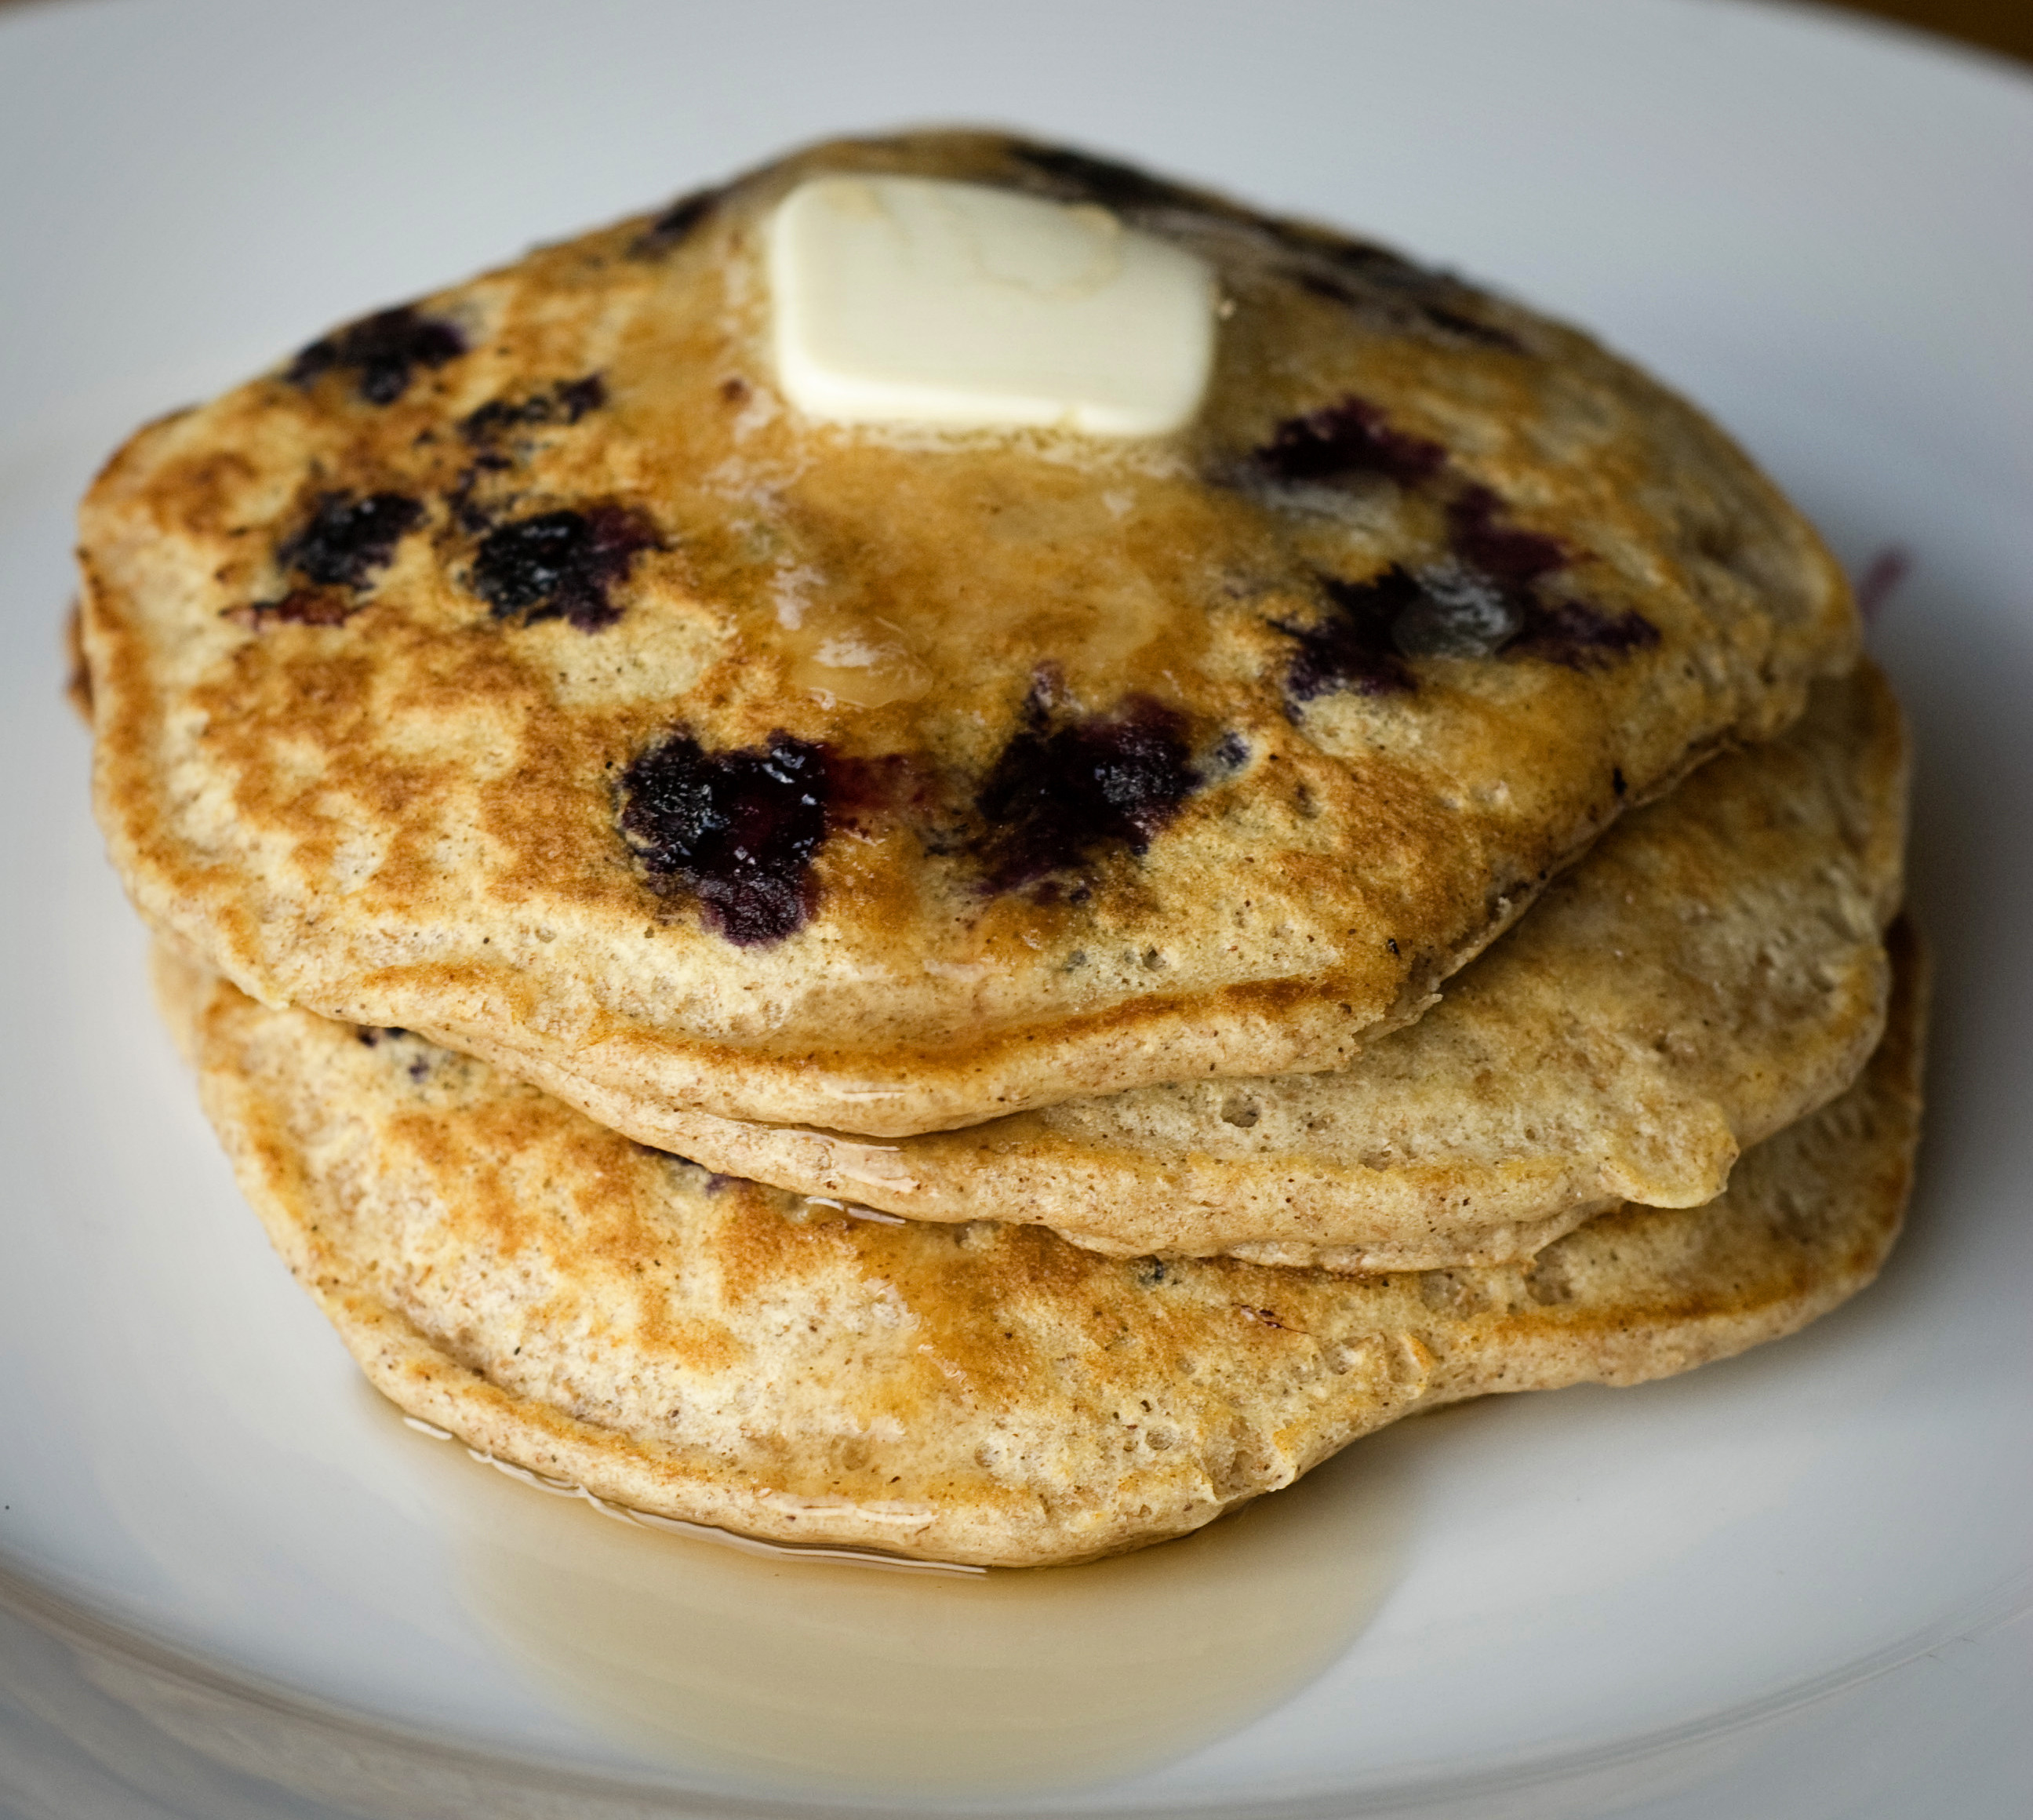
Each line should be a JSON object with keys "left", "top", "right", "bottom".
{"left": 505, "top": 665, "right": 1908, "bottom": 1270}
{"left": 159, "top": 927, "right": 1925, "bottom": 1567}
{"left": 80, "top": 129, "right": 1859, "bottom": 1136}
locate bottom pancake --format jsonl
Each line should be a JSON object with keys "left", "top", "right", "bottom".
{"left": 160, "top": 925, "right": 1925, "bottom": 1568}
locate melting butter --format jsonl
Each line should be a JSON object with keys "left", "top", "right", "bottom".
{"left": 768, "top": 175, "right": 1217, "bottom": 437}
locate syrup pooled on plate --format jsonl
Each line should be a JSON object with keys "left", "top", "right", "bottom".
{"left": 384, "top": 1393, "right": 1415, "bottom": 1796}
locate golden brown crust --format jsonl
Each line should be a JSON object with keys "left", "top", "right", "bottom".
{"left": 87, "top": 131, "right": 1857, "bottom": 1134}
{"left": 475, "top": 665, "right": 1908, "bottom": 1268}
{"left": 161, "top": 921, "right": 1924, "bottom": 1567}
{"left": 63, "top": 599, "right": 93, "bottom": 722}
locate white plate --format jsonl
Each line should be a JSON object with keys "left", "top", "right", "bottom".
{"left": 2, "top": 2, "right": 2030, "bottom": 1814}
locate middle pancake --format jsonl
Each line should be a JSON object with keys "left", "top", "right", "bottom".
{"left": 537, "top": 661, "right": 1906, "bottom": 1270}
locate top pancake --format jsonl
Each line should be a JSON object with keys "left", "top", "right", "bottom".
{"left": 80, "top": 130, "right": 1857, "bottom": 1135}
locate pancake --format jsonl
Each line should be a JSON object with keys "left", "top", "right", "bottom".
{"left": 464, "top": 664, "right": 1907, "bottom": 1269}
{"left": 158, "top": 922, "right": 1924, "bottom": 1569}
{"left": 81, "top": 130, "right": 1857, "bottom": 1138}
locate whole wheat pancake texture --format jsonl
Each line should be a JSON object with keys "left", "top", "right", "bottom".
{"left": 83, "top": 130, "right": 1857, "bottom": 1136}
{"left": 491, "top": 663, "right": 1908, "bottom": 1271}
{"left": 162, "top": 928, "right": 1923, "bottom": 1569}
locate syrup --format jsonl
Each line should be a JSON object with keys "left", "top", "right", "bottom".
{"left": 396, "top": 1404, "right": 1414, "bottom": 1796}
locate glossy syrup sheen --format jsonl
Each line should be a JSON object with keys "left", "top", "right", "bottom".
{"left": 377, "top": 1389, "right": 1417, "bottom": 1796}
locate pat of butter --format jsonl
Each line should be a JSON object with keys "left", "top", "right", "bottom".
{"left": 768, "top": 175, "right": 1216, "bottom": 437}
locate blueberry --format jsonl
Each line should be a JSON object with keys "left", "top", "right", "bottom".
{"left": 974, "top": 694, "right": 1202, "bottom": 892}
{"left": 287, "top": 307, "right": 466, "bottom": 406}
{"left": 278, "top": 492, "right": 424, "bottom": 590}
{"left": 631, "top": 187, "right": 721, "bottom": 258}
{"left": 1278, "top": 570, "right": 1420, "bottom": 702}
{"left": 470, "top": 506, "right": 658, "bottom": 632}
{"left": 620, "top": 732, "right": 832, "bottom": 946}
{"left": 1256, "top": 397, "right": 1447, "bottom": 488}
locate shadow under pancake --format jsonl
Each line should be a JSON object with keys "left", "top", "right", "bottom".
{"left": 376, "top": 1389, "right": 1417, "bottom": 1799}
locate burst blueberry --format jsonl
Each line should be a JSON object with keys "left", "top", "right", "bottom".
{"left": 1257, "top": 397, "right": 1447, "bottom": 487}
{"left": 974, "top": 696, "right": 1203, "bottom": 892}
{"left": 278, "top": 492, "right": 424, "bottom": 590}
{"left": 470, "top": 506, "right": 658, "bottom": 632}
{"left": 287, "top": 306, "right": 467, "bottom": 406}
{"left": 620, "top": 732, "right": 832, "bottom": 946}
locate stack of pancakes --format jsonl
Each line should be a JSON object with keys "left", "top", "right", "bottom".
{"left": 74, "top": 133, "right": 1922, "bottom": 1569}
